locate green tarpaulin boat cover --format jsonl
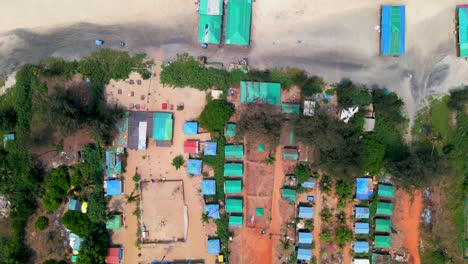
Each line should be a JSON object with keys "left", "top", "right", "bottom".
{"left": 375, "top": 218, "right": 391, "bottom": 233}
{"left": 459, "top": 7, "right": 468, "bottom": 57}
{"left": 240, "top": 81, "right": 281, "bottom": 105}
{"left": 224, "top": 163, "right": 243, "bottom": 177}
{"left": 225, "top": 198, "right": 243, "bottom": 213}
{"left": 376, "top": 202, "right": 393, "bottom": 216}
{"left": 225, "top": 145, "right": 244, "bottom": 158}
{"left": 377, "top": 184, "right": 395, "bottom": 198}
{"left": 374, "top": 235, "right": 391, "bottom": 249}
{"left": 282, "top": 103, "right": 300, "bottom": 114}
{"left": 225, "top": 180, "right": 242, "bottom": 194}
{"left": 226, "top": 123, "right": 236, "bottom": 138}
{"left": 282, "top": 189, "right": 297, "bottom": 202}
{"left": 225, "top": 0, "right": 252, "bottom": 45}
{"left": 106, "top": 215, "right": 122, "bottom": 230}
{"left": 256, "top": 208, "right": 264, "bottom": 216}
{"left": 229, "top": 215, "right": 243, "bottom": 227}
{"left": 152, "top": 112, "right": 173, "bottom": 141}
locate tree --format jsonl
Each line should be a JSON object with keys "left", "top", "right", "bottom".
{"left": 301, "top": 76, "right": 326, "bottom": 97}
{"left": 198, "top": 100, "right": 234, "bottom": 132}
{"left": 294, "top": 163, "right": 311, "bottom": 184}
{"left": 335, "top": 226, "right": 353, "bottom": 248}
{"left": 236, "top": 104, "right": 283, "bottom": 145}
{"left": 359, "top": 138, "right": 385, "bottom": 175}
{"left": 321, "top": 208, "right": 332, "bottom": 223}
{"left": 35, "top": 216, "right": 49, "bottom": 231}
{"left": 61, "top": 211, "right": 93, "bottom": 237}
{"left": 319, "top": 175, "right": 332, "bottom": 194}
{"left": 77, "top": 227, "right": 109, "bottom": 264}
{"left": 320, "top": 231, "right": 332, "bottom": 243}
{"left": 336, "top": 80, "right": 372, "bottom": 107}
{"left": 43, "top": 260, "right": 67, "bottom": 264}
{"left": 0, "top": 108, "right": 17, "bottom": 131}
{"left": 336, "top": 181, "right": 353, "bottom": 207}
{"left": 43, "top": 166, "right": 70, "bottom": 212}
{"left": 172, "top": 156, "right": 184, "bottom": 170}
{"left": 447, "top": 86, "right": 468, "bottom": 111}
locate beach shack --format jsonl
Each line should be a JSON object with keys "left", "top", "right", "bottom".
{"left": 355, "top": 207, "right": 370, "bottom": 219}
{"left": 354, "top": 222, "right": 370, "bottom": 234}
{"left": 381, "top": 5, "right": 405, "bottom": 56}
{"left": 298, "top": 206, "right": 313, "bottom": 219}
{"left": 184, "top": 121, "right": 198, "bottom": 135}
{"left": 202, "top": 179, "right": 216, "bottom": 195}
{"left": 353, "top": 241, "right": 370, "bottom": 253}
{"left": 105, "top": 180, "right": 122, "bottom": 196}
{"left": 229, "top": 215, "right": 243, "bottom": 228}
{"left": 225, "top": 145, "right": 244, "bottom": 159}
{"left": 198, "top": 0, "right": 223, "bottom": 44}
{"left": 187, "top": 159, "right": 203, "bottom": 175}
{"left": 105, "top": 247, "right": 123, "bottom": 264}
{"left": 207, "top": 239, "right": 221, "bottom": 254}
{"left": 204, "top": 141, "right": 217, "bottom": 156}
{"left": 225, "top": 0, "right": 252, "bottom": 46}
{"left": 224, "top": 163, "right": 243, "bottom": 177}
{"left": 152, "top": 112, "right": 173, "bottom": 146}
{"left": 205, "top": 204, "right": 220, "bottom": 219}
{"left": 184, "top": 140, "right": 200, "bottom": 154}
{"left": 225, "top": 198, "right": 243, "bottom": 213}
{"left": 224, "top": 180, "right": 242, "bottom": 194}
{"left": 356, "top": 178, "right": 374, "bottom": 200}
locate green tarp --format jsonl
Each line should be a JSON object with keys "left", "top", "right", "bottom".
{"left": 282, "top": 189, "right": 297, "bottom": 202}
{"left": 225, "top": 180, "right": 242, "bottom": 194}
{"left": 240, "top": 81, "right": 281, "bottom": 105}
{"left": 106, "top": 215, "right": 122, "bottom": 230}
{"left": 376, "top": 202, "right": 393, "bottom": 216}
{"left": 282, "top": 103, "right": 300, "bottom": 114}
{"left": 224, "top": 163, "right": 243, "bottom": 177}
{"left": 374, "top": 235, "right": 391, "bottom": 249}
{"left": 226, "top": 123, "right": 236, "bottom": 138}
{"left": 152, "top": 112, "right": 173, "bottom": 141}
{"left": 375, "top": 219, "right": 391, "bottom": 233}
{"left": 225, "top": 145, "right": 244, "bottom": 158}
{"left": 256, "top": 208, "right": 264, "bottom": 216}
{"left": 225, "top": 0, "right": 252, "bottom": 45}
{"left": 257, "top": 144, "right": 265, "bottom": 152}
{"left": 378, "top": 184, "right": 395, "bottom": 198}
{"left": 225, "top": 199, "right": 243, "bottom": 213}
{"left": 229, "top": 215, "right": 243, "bottom": 227}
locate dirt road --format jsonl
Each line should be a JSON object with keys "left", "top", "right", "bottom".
{"left": 312, "top": 175, "right": 323, "bottom": 264}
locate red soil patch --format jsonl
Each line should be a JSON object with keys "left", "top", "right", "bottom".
{"left": 229, "top": 228, "right": 272, "bottom": 264}
{"left": 393, "top": 189, "right": 423, "bottom": 264}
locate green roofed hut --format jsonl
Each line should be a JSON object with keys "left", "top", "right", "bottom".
{"left": 225, "top": 180, "right": 242, "bottom": 194}
{"left": 225, "top": 198, "right": 243, "bottom": 213}
{"left": 376, "top": 202, "right": 393, "bottom": 216}
{"left": 198, "top": 0, "right": 223, "bottom": 44}
{"left": 229, "top": 215, "right": 243, "bottom": 227}
{"left": 282, "top": 103, "right": 300, "bottom": 115}
{"left": 224, "top": 163, "right": 243, "bottom": 177}
{"left": 374, "top": 235, "right": 391, "bottom": 249}
{"left": 282, "top": 188, "right": 297, "bottom": 202}
{"left": 225, "top": 0, "right": 252, "bottom": 46}
{"left": 375, "top": 218, "right": 392, "bottom": 233}
{"left": 240, "top": 81, "right": 281, "bottom": 105}
{"left": 152, "top": 112, "right": 173, "bottom": 146}
{"left": 225, "top": 144, "right": 244, "bottom": 159}
{"left": 106, "top": 215, "right": 122, "bottom": 230}
{"left": 226, "top": 123, "right": 236, "bottom": 138}
{"left": 256, "top": 208, "right": 264, "bottom": 216}
{"left": 283, "top": 147, "right": 299, "bottom": 161}
{"left": 377, "top": 184, "right": 394, "bottom": 199}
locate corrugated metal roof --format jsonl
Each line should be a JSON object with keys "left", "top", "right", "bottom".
{"left": 224, "top": 163, "right": 243, "bottom": 177}
{"left": 298, "top": 232, "right": 313, "bottom": 244}
{"left": 184, "top": 140, "right": 199, "bottom": 154}
{"left": 225, "top": 180, "right": 242, "bottom": 194}
{"left": 355, "top": 207, "right": 370, "bottom": 219}
{"left": 375, "top": 218, "right": 391, "bottom": 232}
{"left": 376, "top": 202, "right": 393, "bottom": 216}
{"left": 282, "top": 188, "right": 297, "bottom": 202}
{"left": 187, "top": 159, "right": 203, "bottom": 175}
{"left": 354, "top": 222, "right": 370, "bottom": 234}
{"left": 199, "top": 0, "right": 223, "bottom": 15}
{"left": 297, "top": 248, "right": 312, "bottom": 260}
{"left": 202, "top": 179, "right": 216, "bottom": 195}
{"left": 375, "top": 235, "right": 392, "bottom": 249}
{"left": 226, "top": 123, "right": 236, "bottom": 138}
{"left": 198, "top": 15, "right": 222, "bottom": 44}
{"left": 205, "top": 204, "right": 220, "bottom": 219}
{"left": 353, "top": 241, "right": 369, "bottom": 253}
{"left": 225, "top": 0, "right": 252, "bottom": 45}
{"left": 356, "top": 178, "right": 374, "bottom": 200}
{"left": 282, "top": 103, "right": 300, "bottom": 114}
{"left": 204, "top": 141, "right": 217, "bottom": 155}
{"left": 229, "top": 215, "right": 243, "bottom": 227}
{"left": 152, "top": 112, "right": 173, "bottom": 141}
{"left": 299, "top": 206, "right": 313, "bottom": 218}
{"left": 225, "top": 145, "right": 244, "bottom": 158}
{"left": 225, "top": 198, "right": 243, "bottom": 213}
{"left": 106, "top": 215, "right": 122, "bottom": 230}
{"left": 184, "top": 121, "right": 198, "bottom": 135}
{"left": 240, "top": 81, "right": 281, "bottom": 105}
{"left": 459, "top": 7, "right": 468, "bottom": 57}
{"left": 207, "top": 239, "right": 220, "bottom": 254}
{"left": 378, "top": 184, "right": 395, "bottom": 198}
{"left": 381, "top": 5, "right": 405, "bottom": 55}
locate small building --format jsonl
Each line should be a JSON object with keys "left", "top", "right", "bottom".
{"left": 371, "top": 253, "right": 392, "bottom": 264}
{"left": 356, "top": 178, "right": 374, "bottom": 200}
{"left": 184, "top": 140, "right": 200, "bottom": 154}
{"left": 152, "top": 112, "right": 174, "bottom": 146}
{"left": 283, "top": 147, "right": 299, "bottom": 161}
{"left": 127, "top": 111, "right": 153, "bottom": 150}
{"left": 204, "top": 141, "right": 217, "bottom": 156}
{"left": 225, "top": 145, "right": 244, "bottom": 159}
{"left": 226, "top": 123, "right": 236, "bottom": 139}
{"left": 301, "top": 177, "right": 316, "bottom": 189}
{"left": 381, "top": 5, "right": 406, "bottom": 56}
{"left": 105, "top": 180, "right": 122, "bottom": 196}
{"left": 353, "top": 259, "right": 370, "bottom": 264}
{"left": 68, "top": 233, "right": 82, "bottom": 255}
{"left": 106, "top": 215, "right": 122, "bottom": 230}
{"left": 355, "top": 207, "right": 370, "bottom": 219}
{"left": 240, "top": 81, "right": 281, "bottom": 105}
{"left": 225, "top": 198, "right": 243, "bottom": 213}
{"left": 105, "top": 247, "right": 123, "bottom": 264}
{"left": 363, "top": 118, "right": 375, "bottom": 132}
{"left": 229, "top": 215, "right": 243, "bottom": 227}
{"left": 282, "top": 188, "right": 297, "bottom": 202}
{"left": 223, "top": 163, "right": 243, "bottom": 177}
{"left": 187, "top": 159, "right": 203, "bottom": 175}
{"left": 374, "top": 235, "right": 392, "bottom": 249}
{"left": 282, "top": 103, "right": 300, "bottom": 115}
{"left": 377, "top": 184, "right": 395, "bottom": 199}
{"left": 225, "top": 0, "right": 252, "bottom": 46}
{"left": 375, "top": 218, "right": 392, "bottom": 233}
{"left": 68, "top": 199, "right": 88, "bottom": 214}
{"left": 354, "top": 222, "right": 370, "bottom": 234}
{"left": 202, "top": 179, "right": 216, "bottom": 195}
{"left": 207, "top": 239, "right": 221, "bottom": 254}
{"left": 353, "top": 241, "right": 369, "bottom": 253}
{"left": 184, "top": 121, "right": 199, "bottom": 135}
{"left": 297, "top": 248, "right": 312, "bottom": 261}
{"left": 198, "top": 0, "right": 223, "bottom": 44}
{"left": 376, "top": 202, "right": 393, "bottom": 216}
{"left": 204, "top": 204, "right": 220, "bottom": 219}
{"left": 458, "top": 6, "right": 468, "bottom": 57}
{"left": 105, "top": 148, "right": 122, "bottom": 178}
{"left": 298, "top": 206, "right": 313, "bottom": 219}
{"left": 298, "top": 231, "right": 313, "bottom": 244}
{"left": 224, "top": 180, "right": 242, "bottom": 194}
{"left": 303, "top": 100, "right": 316, "bottom": 116}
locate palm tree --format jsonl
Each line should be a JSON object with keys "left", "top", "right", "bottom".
{"left": 125, "top": 191, "right": 140, "bottom": 204}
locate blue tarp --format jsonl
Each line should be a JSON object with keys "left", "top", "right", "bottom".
{"left": 297, "top": 248, "right": 312, "bottom": 261}
{"left": 354, "top": 222, "right": 370, "bottom": 234}
{"left": 354, "top": 241, "right": 370, "bottom": 253}
{"left": 355, "top": 207, "right": 370, "bottom": 219}
{"left": 184, "top": 121, "right": 198, "bottom": 135}
{"left": 381, "top": 5, "right": 405, "bottom": 55}
{"left": 356, "top": 178, "right": 373, "bottom": 200}
{"left": 187, "top": 159, "right": 203, "bottom": 175}
{"left": 298, "top": 206, "right": 313, "bottom": 219}
{"left": 204, "top": 141, "right": 217, "bottom": 156}
{"left": 204, "top": 204, "right": 220, "bottom": 219}
{"left": 207, "top": 239, "right": 220, "bottom": 254}
{"left": 298, "top": 232, "right": 313, "bottom": 244}
{"left": 106, "top": 180, "right": 122, "bottom": 196}
{"left": 202, "top": 179, "right": 216, "bottom": 195}
{"left": 301, "top": 177, "right": 316, "bottom": 189}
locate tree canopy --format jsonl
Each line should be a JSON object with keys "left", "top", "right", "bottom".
{"left": 199, "top": 100, "right": 234, "bottom": 132}
{"left": 236, "top": 103, "right": 283, "bottom": 145}
{"left": 336, "top": 80, "right": 372, "bottom": 107}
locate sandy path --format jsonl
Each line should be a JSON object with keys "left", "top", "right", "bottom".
{"left": 393, "top": 189, "right": 423, "bottom": 264}
{"left": 270, "top": 146, "right": 284, "bottom": 261}
{"left": 312, "top": 175, "right": 323, "bottom": 263}
{"left": 342, "top": 202, "right": 354, "bottom": 264}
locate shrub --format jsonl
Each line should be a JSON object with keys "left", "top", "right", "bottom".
{"left": 321, "top": 208, "right": 332, "bottom": 223}
{"left": 35, "top": 216, "right": 49, "bottom": 231}
{"left": 199, "top": 100, "right": 234, "bottom": 132}
{"left": 294, "top": 163, "right": 310, "bottom": 184}
{"left": 172, "top": 156, "right": 184, "bottom": 170}
{"left": 336, "top": 226, "right": 353, "bottom": 248}
{"left": 301, "top": 76, "right": 326, "bottom": 97}
{"left": 319, "top": 175, "right": 332, "bottom": 194}
{"left": 61, "top": 211, "right": 93, "bottom": 237}
{"left": 43, "top": 166, "right": 70, "bottom": 212}
{"left": 320, "top": 231, "right": 332, "bottom": 243}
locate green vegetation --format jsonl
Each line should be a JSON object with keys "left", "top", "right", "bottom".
{"left": 336, "top": 181, "right": 353, "bottom": 208}
{"left": 336, "top": 80, "right": 372, "bottom": 107}
{"left": 34, "top": 216, "right": 49, "bottom": 231}
{"left": 236, "top": 103, "right": 283, "bottom": 145}
{"left": 61, "top": 211, "right": 93, "bottom": 237}
{"left": 321, "top": 208, "right": 332, "bottom": 223}
{"left": 335, "top": 226, "right": 353, "bottom": 248}
{"left": 43, "top": 260, "right": 67, "bottom": 264}
{"left": 319, "top": 175, "right": 332, "bottom": 194}
{"left": 199, "top": 100, "right": 234, "bottom": 132}
{"left": 320, "top": 231, "right": 332, "bottom": 243}
{"left": 43, "top": 166, "right": 70, "bottom": 212}
{"left": 172, "top": 155, "right": 184, "bottom": 170}
{"left": 301, "top": 76, "right": 326, "bottom": 97}
{"left": 294, "top": 163, "right": 311, "bottom": 184}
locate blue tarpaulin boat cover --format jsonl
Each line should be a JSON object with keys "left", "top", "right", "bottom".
{"left": 207, "top": 239, "right": 220, "bottom": 254}
{"left": 106, "top": 180, "right": 122, "bottom": 196}
{"left": 187, "top": 159, "right": 203, "bottom": 175}
{"left": 298, "top": 206, "right": 313, "bottom": 219}
{"left": 356, "top": 178, "right": 373, "bottom": 200}
{"left": 354, "top": 241, "right": 370, "bottom": 253}
{"left": 298, "top": 231, "right": 313, "bottom": 244}
{"left": 204, "top": 141, "right": 217, "bottom": 156}
{"left": 355, "top": 207, "right": 370, "bottom": 219}
{"left": 204, "top": 204, "right": 220, "bottom": 219}
{"left": 202, "top": 179, "right": 216, "bottom": 195}
{"left": 297, "top": 248, "right": 312, "bottom": 260}
{"left": 381, "top": 5, "right": 405, "bottom": 55}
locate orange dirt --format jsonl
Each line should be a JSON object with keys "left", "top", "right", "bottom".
{"left": 311, "top": 175, "right": 323, "bottom": 263}
{"left": 393, "top": 189, "right": 423, "bottom": 264}
{"left": 230, "top": 228, "right": 273, "bottom": 264}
